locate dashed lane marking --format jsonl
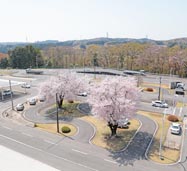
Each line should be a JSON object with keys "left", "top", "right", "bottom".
{"left": 72, "top": 149, "right": 88, "bottom": 155}
{"left": 0, "top": 134, "right": 99, "bottom": 171}
{"left": 44, "top": 140, "right": 56, "bottom": 145}
{"left": 2, "top": 126, "right": 12, "bottom": 130}
{"left": 104, "top": 159, "right": 117, "bottom": 164}
{"left": 22, "top": 133, "right": 33, "bottom": 137}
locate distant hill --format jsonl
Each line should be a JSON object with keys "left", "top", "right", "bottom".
{"left": 1, "top": 37, "right": 187, "bottom": 53}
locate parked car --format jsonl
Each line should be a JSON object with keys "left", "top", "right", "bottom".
{"left": 21, "top": 83, "right": 31, "bottom": 88}
{"left": 38, "top": 95, "right": 46, "bottom": 102}
{"left": 29, "top": 98, "right": 37, "bottom": 105}
{"left": 175, "top": 88, "right": 185, "bottom": 95}
{"left": 170, "top": 123, "right": 181, "bottom": 135}
{"left": 117, "top": 118, "right": 129, "bottom": 128}
{"left": 152, "top": 100, "right": 168, "bottom": 108}
{"left": 2, "top": 89, "right": 13, "bottom": 96}
{"left": 78, "top": 92, "right": 87, "bottom": 97}
{"left": 16, "top": 103, "right": 24, "bottom": 111}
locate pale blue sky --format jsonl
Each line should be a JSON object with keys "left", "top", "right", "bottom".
{"left": 0, "top": 0, "right": 187, "bottom": 42}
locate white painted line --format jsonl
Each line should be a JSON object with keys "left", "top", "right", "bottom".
{"left": 172, "top": 107, "right": 176, "bottom": 115}
{"left": 22, "top": 132, "right": 33, "bottom": 137}
{"left": 179, "top": 107, "right": 182, "bottom": 117}
{"left": 0, "top": 134, "right": 98, "bottom": 171}
{"left": 2, "top": 126, "right": 12, "bottom": 130}
{"left": 72, "top": 149, "right": 88, "bottom": 155}
{"left": 104, "top": 159, "right": 117, "bottom": 164}
{"left": 44, "top": 140, "right": 55, "bottom": 145}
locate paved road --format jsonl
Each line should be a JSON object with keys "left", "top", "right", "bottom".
{"left": 0, "top": 69, "right": 187, "bottom": 171}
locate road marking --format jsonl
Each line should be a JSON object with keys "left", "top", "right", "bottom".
{"left": 172, "top": 107, "right": 176, "bottom": 115}
{"left": 2, "top": 126, "right": 12, "bottom": 130}
{"left": 179, "top": 107, "right": 182, "bottom": 117}
{"left": 44, "top": 140, "right": 55, "bottom": 145}
{"left": 104, "top": 159, "right": 117, "bottom": 164}
{"left": 72, "top": 149, "right": 87, "bottom": 155}
{"left": 22, "top": 133, "right": 33, "bottom": 137}
{"left": 0, "top": 134, "right": 98, "bottom": 171}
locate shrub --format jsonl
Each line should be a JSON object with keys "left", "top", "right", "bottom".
{"left": 68, "top": 100, "right": 74, "bottom": 103}
{"left": 61, "top": 126, "right": 71, "bottom": 133}
{"left": 167, "top": 115, "right": 179, "bottom": 122}
{"left": 145, "top": 87, "right": 154, "bottom": 92}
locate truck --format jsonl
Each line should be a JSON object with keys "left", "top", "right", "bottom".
{"left": 170, "top": 81, "right": 184, "bottom": 89}
{"left": 26, "top": 68, "right": 43, "bottom": 75}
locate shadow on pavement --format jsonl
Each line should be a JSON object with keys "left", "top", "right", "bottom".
{"left": 108, "top": 131, "right": 154, "bottom": 166}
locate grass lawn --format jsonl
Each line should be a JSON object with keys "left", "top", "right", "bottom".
{"left": 36, "top": 123, "right": 77, "bottom": 136}
{"left": 46, "top": 101, "right": 86, "bottom": 118}
{"left": 0, "top": 69, "right": 13, "bottom": 75}
{"left": 137, "top": 111, "right": 181, "bottom": 164}
{"left": 81, "top": 116, "right": 140, "bottom": 152}
{"left": 142, "top": 82, "right": 169, "bottom": 89}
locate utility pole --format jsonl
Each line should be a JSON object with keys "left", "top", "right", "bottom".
{"left": 158, "top": 77, "right": 162, "bottom": 100}
{"left": 9, "top": 80, "right": 14, "bottom": 110}
{"left": 56, "top": 93, "right": 60, "bottom": 133}
{"left": 159, "top": 109, "right": 166, "bottom": 160}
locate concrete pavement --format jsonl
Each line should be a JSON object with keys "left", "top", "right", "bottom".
{"left": 0, "top": 144, "right": 59, "bottom": 171}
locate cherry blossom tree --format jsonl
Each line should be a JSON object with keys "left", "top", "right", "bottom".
{"left": 88, "top": 76, "right": 140, "bottom": 137}
{"left": 39, "top": 71, "right": 88, "bottom": 108}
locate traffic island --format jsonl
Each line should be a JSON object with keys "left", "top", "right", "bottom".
{"left": 35, "top": 123, "right": 77, "bottom": 136}
{"left": 137, "top": 110, "right": 182, "bottom": 164}
{"left": 81, "top": 116, "right": 140, "bottom": 152}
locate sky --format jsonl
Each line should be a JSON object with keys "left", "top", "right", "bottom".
{"left": 0, "top": 0, "right": 187, "bottom": 42}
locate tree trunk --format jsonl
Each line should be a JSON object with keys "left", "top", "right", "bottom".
{"left": 57, "top": 95, "right": 64, "bottom": 109}
{"left": 108, "top": 122, "right": 118, "bottom": 137}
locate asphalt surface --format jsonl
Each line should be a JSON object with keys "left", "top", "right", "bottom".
{"left": 0, "top": 69, "right": 187, "bottom": 171}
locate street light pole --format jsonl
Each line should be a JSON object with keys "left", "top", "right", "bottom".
{"left": 159, "top": 109, "right": 166, "bottom": 160}
{"left": 158, "top": 77, "right": 162, "bottom": 100}
{"left": 56, "top": 93, "right": 60, "bottom": 133}
{"left": 9, "top": 80, "right": 14, "bottom": 110}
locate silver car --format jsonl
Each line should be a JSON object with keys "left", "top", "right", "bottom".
{"left": 16, "top": 103, "right": 24, "bottom": 111}
{"left": 117, "top": 118, "right": 129, "bottom": 128}
{"left": 152, "top": 100, "right": 168, "bottom": 108}
{"left": 170, "top": 123, "right": 181, "bottom": 135}
{"left": 21, "top": 83, "right": 31, "bottom": 88}
{"left": 2, "top": 90, "right": 13, "bottom": 96}
{"left": 29, "top": 98, "right": 36, "bottom": 105}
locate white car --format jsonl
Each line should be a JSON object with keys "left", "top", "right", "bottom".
{"left": 29, "top": 98, "right": 37, "bottom": 105}
{"left": 21, "top": 83, "right": 31, "bottom": 88}
{"left": 78, "top": 92, "right": 87, "bottom": 97}
{"left": 170, "top": 123, "right": 181, "bottom": 135}
{"left": 16, "top": 103, "right": 24, "bottom": 111}
{"left": 2, "top": 90, "right": 13, "bottom": 96}
{"left": 38, "top": 95, "right": 46, "bottom": 102}
{"left": 152, "top": 100, "right": 168, "bottom": 108}
{"left": 118, "top": 118, "right": 129, "bottom": 128}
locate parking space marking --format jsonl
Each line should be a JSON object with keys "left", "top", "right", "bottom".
{"left": 72, "top": 149, "right": 87, "bottom": 155}
{"left": 44, "top": 140, "right": 56, "bottom": 145}
{"left": 22, "top": 132, "right": 33, "bottom": 137}
{"left": 2, "top": 126, "right": 12, "bottom": 130}
{"left": 104, "top": 159, "right": 117, "bottom": 164}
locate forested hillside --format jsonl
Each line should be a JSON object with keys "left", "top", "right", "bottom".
{"left": 1, "top": 37, "right": 187, "bottom": 77}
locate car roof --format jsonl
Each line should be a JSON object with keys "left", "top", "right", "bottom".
{"left": 154, "top": 100, "right": 162, "bottom": 103}
{"left": 17, "top": 103, "right": 23, "bottom": 105}
{"left": 171, "top": 123, "right": 180, "bottom": 126}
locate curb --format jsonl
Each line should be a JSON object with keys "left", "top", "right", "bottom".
{"left": 144, "top": 115, "right": 185, "bottom": 166}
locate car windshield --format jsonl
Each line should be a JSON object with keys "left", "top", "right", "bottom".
{"left": 172, "top": 125, "right": 179, "bottom": 129}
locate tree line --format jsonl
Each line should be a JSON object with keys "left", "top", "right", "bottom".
{"left": 1, "top": 43, "right": 187, "bottom": 77}
{"left": 0, "top": 45, "right": 43, "bottom": 69}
